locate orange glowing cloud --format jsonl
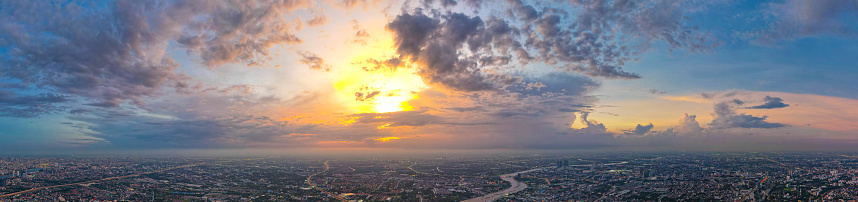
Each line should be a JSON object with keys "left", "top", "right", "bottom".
{"left": 374, "top": 137, "right": 402, "bottom": 142}
{"left": 281, "top": 133, "right": 315, "bottom": 137}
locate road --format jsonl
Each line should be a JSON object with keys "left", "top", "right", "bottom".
{"left": 462, "top": 168, "right": 542, "bottom": 202}
{"left": 0, "top": 163, "right": 201, "bottom": 199}
{"left": 306, "top": 160, "right": 346, "bottom": 201}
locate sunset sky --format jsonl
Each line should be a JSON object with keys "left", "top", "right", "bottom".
{"left": 2, "top": 0, "right": 858, "bottom": 153}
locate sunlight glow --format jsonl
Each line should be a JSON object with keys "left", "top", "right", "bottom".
{"left": 377, "top": 123, "right": 392, "bottom": 129}
{"left": 374, "top": 137, "right": 401, "bottom": 142}
{"left": 331, "top": 38, "right": 426, "bottom": 114}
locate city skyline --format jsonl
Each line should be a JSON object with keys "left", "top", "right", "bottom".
{"left": 2, "top": 0, "right": 858, "bottom": 153}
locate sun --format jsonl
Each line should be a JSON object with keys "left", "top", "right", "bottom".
{"left": 319, "top": 22, "right": 427, "bottom": 114}
{"left": 334, "top": 65, "right": 424, "bottom": 113}
{"left": 331, "top": 39, "right": 426, "bottom": 114}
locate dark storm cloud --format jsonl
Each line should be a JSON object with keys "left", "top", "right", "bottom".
{"left": 710, "top": 101, "right": 788, "bottom": 129}
{"left": 624, "top": 123, "right": 655, "bottom": 136}
{"left": 746, "top": 96, "right": 789, "bottom": 109}
{"left": 0, "top": 0, "right": 306, "bottom": 109}
{"left": 387, "top": 12, "right": 499, "bottom": 91}
{"left": 0, "top": 90, "right": 68, "bottom": 118}
{"left": 383, "top": 0, "right": 718, "bottom": 92}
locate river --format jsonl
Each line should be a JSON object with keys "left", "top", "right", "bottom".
{"left": 461, "top": 168, "right": 542, "bottom": 202}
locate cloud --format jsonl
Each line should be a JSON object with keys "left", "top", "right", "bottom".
{"left": 298, "top": 51, "right": 331, "bottom": 71}
{"left": 506, "top": 0, "right": 539, "bottom": 21}
{"left": 710, "top": 101, "right": 788, "bottom": 129}
{"left": 306, "top": 15, "right": 328, "bottom": 27}
{"left": 677, "top": 113, "right": 705, "bottom": 135}
{"left": 731, "top": 99, "right": 745, "bottom": 105}
{"left": 353, "top": 29, "right": 371, "bottom": 45}
{"left": 337, "top": 0, "right": 380, "bottom": 9}
{"left": 387, "top": 12, "right": 499, "bottom": 91}
{"left": 577, "top": 112, "right": 608, "bottom": 134}
{"left": 746, "top": 96, "right": 789, "bottom": 109}
{"left": 348, "top": 110, "right": 443, "bottom": 127}
{"left": 624, "top": 123, "right": 655, "bottom": 136}
{"left": 507, "top": 72, "right": 599, "bottom": 96}
{"left": 75, "top": 114, "right": 304, "bottom": 148}
{"left": 642, "top": 113, "right": 705, "bottom": 137}
{"left": 359, "top": 57, "right": 404, "bottom": 71}
{"left": 649, "top": 89, "right": 667, "bottom": 94}
{"left": 443, "top": 106, "right": 486, "bottom": 112}
{"left": 671, "top": 91, "right": 789, "bottom": 129}
{"left": 7, "top": 1, "right": 842, "bottom": 152}
{"left": 173, "top": 1, "right": 307, "bottom": 66}
{"left": 354, "top": 91, "right": 381, "bottom": 101}
{"left": 422, "top": 0, "right": 458, "bottom": 8}
{"left": 442, "top": 72, "right": 598, "bottom": 122}
{"left": 201, "top": 85, "right": 259, "bottom": 95}
{"left": 349, "top": 20, "right": 372, "bottom": 45}
{"left": 460, "top": 0, "right": 487, "bottom": 9}
{"left": 0, "top": 0, "right": 308, "bottom": 109}
{"left": 69, "top": 109, "right": 92, "bottom": 115}
{"left": 0, "top": 90, "right": 69, "bottom": 118}
{"left": 381, "top": 0, "right": 718, "bottom": 92}
{"left": 751, "top": 0, "right": 858, "bottom": 42}
{"left": 64, "top": 89, "right": 333, "bottom": 148}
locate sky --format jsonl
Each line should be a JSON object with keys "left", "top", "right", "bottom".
{"left": 1, "top": 0, "right": 858, "bottom": 154}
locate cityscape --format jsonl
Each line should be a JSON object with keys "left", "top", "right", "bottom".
{"left": 2, "top": 153, "right": 858, "bottom": 201}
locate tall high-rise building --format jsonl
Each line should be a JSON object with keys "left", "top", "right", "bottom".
{"left": 556, "top": 159, "right": 570, "bottom": 167}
